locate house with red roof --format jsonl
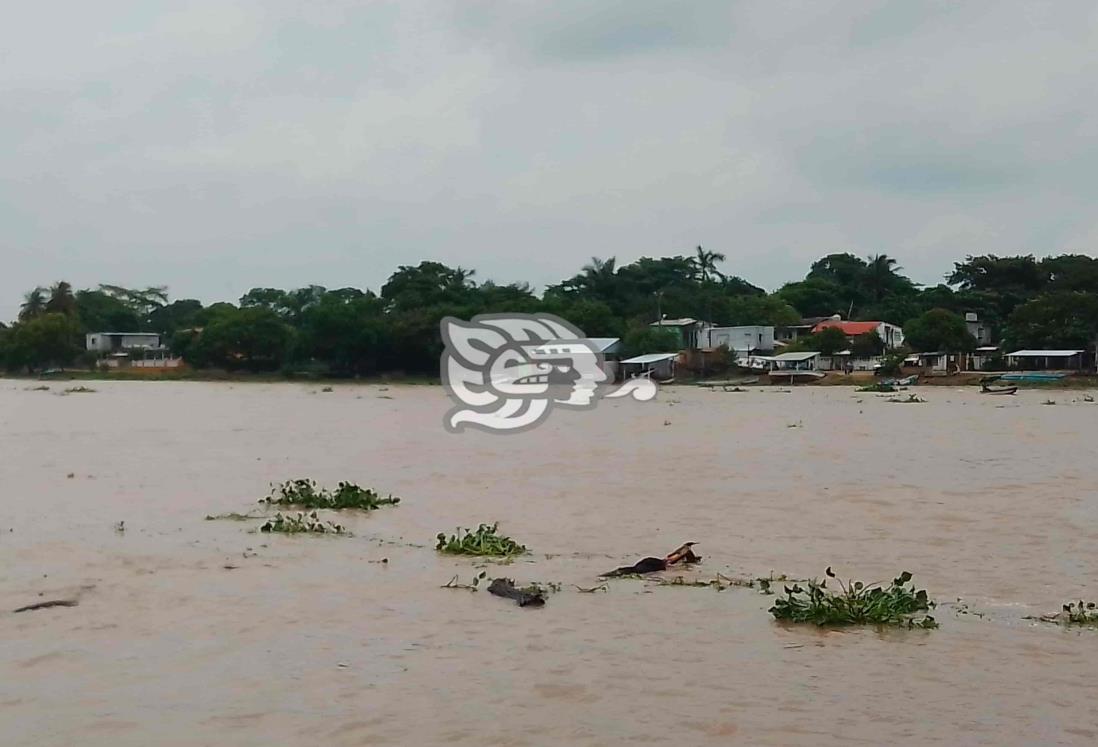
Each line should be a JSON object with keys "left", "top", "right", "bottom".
{"left": 811, "top": 315, "right": 905, "bottom": 350}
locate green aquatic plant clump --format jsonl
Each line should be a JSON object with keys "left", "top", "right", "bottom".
{"left": 261, "top": 479, "right": 400, "bottom": 511}
{"left": 769, "top": 568, "right": 937, "bottom": 628}
{"left": 435, "top": 523, "right": 527, "bottom": 557}
{"left": 260, "top": 511, "right": 346, "bottom": 535}
{"left": 1035, "top": 600, "right": 1098, "bottom": 626}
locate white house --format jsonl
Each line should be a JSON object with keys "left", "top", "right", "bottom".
{"left": 703, "top": 325, "right": 775, "bottom": 354}
{"left": 86, "top": 332, "right": 163, "bottom": 352}
{"left": 86, "top": 332, "right": 181, "bottom": 369}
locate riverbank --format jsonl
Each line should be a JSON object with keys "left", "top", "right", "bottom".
{"left": 6, "top": 368, "right": 1098, "bottom": 390}
{"left": 1, "top": 368, "right": 441, "bottom": 385}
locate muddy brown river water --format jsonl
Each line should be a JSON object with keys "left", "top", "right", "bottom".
{"left": 2, "top": 381, "right": 1098, "bottom": 746}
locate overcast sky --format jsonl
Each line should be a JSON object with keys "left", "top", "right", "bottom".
{"left": 3, "top": 1, "right": 1097, "bottom": 321}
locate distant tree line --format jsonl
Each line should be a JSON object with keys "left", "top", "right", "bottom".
{"left": 3, "top": 250, "right": 1097, "bottom": 374}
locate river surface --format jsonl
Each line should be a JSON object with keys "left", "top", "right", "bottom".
{"left": 2, "top": 381, "right": 1098, "bottom": 746}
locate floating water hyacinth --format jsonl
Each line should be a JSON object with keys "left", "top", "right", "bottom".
{"left": 769, "top": 568, "right": 937, "bottom": 628}
{"left": 259, "top": 511, "right": 346, "bottom": 535}
{"left": 261, "top": 479, "right": 400, "bottom": 511}
{"left": 435, "top": 523, "right": 527, "bottom": 557}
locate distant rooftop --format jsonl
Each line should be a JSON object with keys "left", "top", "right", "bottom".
{"left": 771, "top": 351, "right": 820, "bottom": 362}
{"left": 1007, "top": 349, "right": 1084, "bottom": 357}
{"left": 586, "top": 337, "right": 621, "bottom": 353}
{"left": 812, "top": 320, "right": 882, "bottom": 336}
{"left": 650, "top": 318, "right": 699, "bottom": 327}
{"left": 86, "top": 331, "right": 159, "bottom": 336}
{"left": 621, "top": 353, "right": 678, "bottom": 364}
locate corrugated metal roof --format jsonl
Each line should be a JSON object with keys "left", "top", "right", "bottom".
{"left": 1007, "top": 350, "right": 1084, "bottom": 357}
{"left": 586, "top": 337, "right": 621, "bottom": 352}
{"left": 86, "top": 331, "right": 160, "bottom": 336}
{"left": 771, "top": 352, "right": 820, "bottom": 362}
{"left": 650, "top": 318, "right": 697, "bottom": 327}
{"left": 621, "top": 353, "right": 678, "bottom": 364}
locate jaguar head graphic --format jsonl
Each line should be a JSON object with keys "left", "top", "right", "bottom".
{"left": 440, "top": 313, "right": 608, "bottom": 432}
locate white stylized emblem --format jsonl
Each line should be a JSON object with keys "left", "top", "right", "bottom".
{"left": 440, "top": 313, "right": 658, "bottom": 433}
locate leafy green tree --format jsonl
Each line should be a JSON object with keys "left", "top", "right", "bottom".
{"left": 790, "top": 326, "right": 848, "bottom": 355}
{"left": 239, "top": 288, "right": 292, "bottom": 316}
{"left": 195, "top": 302, "right": 238, "bottom": 326}
{"left": 294, "top": 292, "right": 388, "bottom": 375}
{"left": 1041, "top": 254, "right": 1098, "bottom": 292}
{"left": 467, "top": 281, "right": 540, "bottom": 314}
{"left": 4, "top": 313, "right": 82, "bottom": 371}
{"left": 381, "top": 262, "right": 477, "bottom": 312}
{"left": 1003, "top": 292, "right": 1098, "bottom": 350}
{"left": 621, "top": 325, "right": 682, "bottom": 357}
{"left": 714, "top": 294, "right": 800, "bottom": 327}
{"left": 776, "top": 279, "right": 844, "bottom": 318}
{"left": 850, "top": 330, "right": 885, "bottom": 357}
{"left": 186, "top": 307, "right": 294, "bottom": 371}
{"left": 949, "top": 255, "right": 1045, "bottom": 294}
{"left": 147, "top": 299, "right": 204, "bottom": 336}
{"left": 947, "top": 254, "right": 1047, "bottom": 321}
{"left": 540, "top": 298, "right": 622, "bottom": 337}
{"left": 903, "top": 309, "right": 976, "bottom": 352}
{"left": 75, "top": 290, "right": 140, "bottom": 332}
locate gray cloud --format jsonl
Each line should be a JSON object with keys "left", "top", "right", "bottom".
{"left": 2, "top": 1, "right": 1097, "bottom": 321}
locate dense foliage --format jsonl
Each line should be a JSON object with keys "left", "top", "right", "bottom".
{"left": 261, "top": 479, "right": 400, "bottom": 511}
{"left": 3, "top": 251, "right": 1097, "bottom": 373}
{"left": 435, "top": 523, "right": 528, "bottom": 557}
{"left": 769, "top": 569, "right": 937, "bottom": 628}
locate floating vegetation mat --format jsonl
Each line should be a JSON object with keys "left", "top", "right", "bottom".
{"left": 652, "top": 572, "right": 789, "bottom": 594}
{"left": 1030, "top": 600, "right": 1098, "bottom": 627}
{"left": 769, "top": 568, "right": 937, "bottom": 628}
{"left": 259, "top": 511, "right": 346, "bottom": 535}
{"left": 261, "top": 479, "right": 400, "bottom": 511}
{"left": 436, "top": 522, "right": 527, "bottom": 557}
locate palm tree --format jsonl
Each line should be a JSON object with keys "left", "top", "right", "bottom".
{"left": 19, "top": 287, "right": 47, "bottom": 321}
{"left": 690, "top": 246, "right": 727, "bottom": 283}
{"left": 579, "top": 256, "right": 617, "bottom": 294}
{"left": 449, "top": 266, "right": 477, "bottom": 290}
{"left": 46, "top": 281, "right": 77, "bottom": 316}
{"left": 865, "top": 254, "right": 901, "bottom": 302}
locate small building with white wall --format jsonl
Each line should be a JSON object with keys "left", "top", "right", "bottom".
{"left": 86, "top": 332, "right": 182, "bottom": 369}
{"left": 703, "top": 325, "right": 775, "bottom": 355}
{"left": 86, "top": 332, "right": 163, "bottom": 352}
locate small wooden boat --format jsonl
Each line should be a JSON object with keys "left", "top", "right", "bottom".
{"left": 767, "top": 370, "right": 826, "bottom": 383}
{"left": 981, "top": 384, "right": 1018, "bottom": 395}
